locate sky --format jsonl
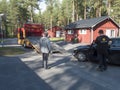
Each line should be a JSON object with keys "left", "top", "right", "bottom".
{"left": 39, "top": 0, "right": 63, "bottom": 13}
{"left": 39, "top": 1, "right": 46, "bottom": 12}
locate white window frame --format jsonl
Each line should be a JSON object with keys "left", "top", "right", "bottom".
{"left": 79, "top": 29, "right": 87, "bottom": 34}
{"left": 106, "top": 29, "right": 115, "bottom": 37}
{"left": 67, "top": 30, "right": 74, "bottom": 34}
{"left": 111, "top": 30, "right": 115, "bottom": 37}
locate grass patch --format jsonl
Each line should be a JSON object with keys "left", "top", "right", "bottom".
{"left": 0, "top": 47, "right": 26, "bottom": 56}
{"left": 50, "top": 37, "right": 65, "bottom": 42}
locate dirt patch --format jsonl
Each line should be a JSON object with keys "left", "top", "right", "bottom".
{"left": 0, "top": 47, "right": 32, "bottom": 56}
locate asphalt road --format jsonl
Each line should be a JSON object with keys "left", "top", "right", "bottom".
{"left": 0, "top": 38, "right": 120, "bottom": 90}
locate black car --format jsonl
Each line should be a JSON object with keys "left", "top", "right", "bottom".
{"left": 73, "top": 38, "right": 120, "bottom": 65}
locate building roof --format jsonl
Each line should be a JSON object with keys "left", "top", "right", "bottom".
{"left": 65, "top": 16, "right": 119, "bottom": 30}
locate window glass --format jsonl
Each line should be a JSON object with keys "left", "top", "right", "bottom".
{"left": 79, "top": 29, "right": 87, "bottom": 34}
{"left": 68, "top": 30, "right": 74, "bottom": 34}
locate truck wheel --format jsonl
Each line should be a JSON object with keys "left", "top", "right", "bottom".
{"left": 23, "top": 43, "right": 27, "bottom": 48}
{"left": 77, "top": 52, "right": 87, "bottom": 62}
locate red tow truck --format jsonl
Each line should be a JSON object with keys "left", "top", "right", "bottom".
{"left": 17, "top": 23, "right": 44, "bottom": 52}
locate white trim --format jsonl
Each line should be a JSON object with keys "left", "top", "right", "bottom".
{"left": 91, "top": 28, "right": 93, "bottom": 43}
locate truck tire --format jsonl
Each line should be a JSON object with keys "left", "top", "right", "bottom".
{"left": 23, "top": 42, "right": 27, "bottom": 48}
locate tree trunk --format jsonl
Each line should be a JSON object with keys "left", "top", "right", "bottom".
{"left": 50, "top": 15, "right": 52, "bottom": 32}
{"left": 98, "top": 7, "right": 101, "bottom": 17}
{"left": 84, "top": 0, "right": 86, "bottom": 19}
{"left": 107, "top": 0, "right": 111, "bottom": 16}
{"left": 72, "top": 0, "right": 75, "bottom": 22}
{"left": 30, "top": 6, "right": 33, "bottom": 23}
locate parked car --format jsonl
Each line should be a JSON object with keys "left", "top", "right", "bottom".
{"left": 73, "top": 37, "right": 120, "bottom": 65}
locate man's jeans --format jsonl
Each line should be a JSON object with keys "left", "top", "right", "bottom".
{"left": 42, "top": 53, "right": 49, "bottom": 69}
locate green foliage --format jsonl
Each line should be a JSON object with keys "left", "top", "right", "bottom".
{"left": 0, "top": 0, "right": 8, "bottom": 13}
{"left": 0, "top": 0, "right": 41, "bottom": 38}
{"left": 0, "top": 0, "right": 120, "bottom": 38}
{"left": 37, "top": 0, "right": 120, "bottom": 27}
{"left": 111, "top": 0, "right": 120, "bottom": 23}
{"left": 50, "top": 37, "right": 65, "bottom": 42}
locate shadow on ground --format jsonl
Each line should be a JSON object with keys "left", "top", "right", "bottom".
{"left": 0, "top": 56, "right": 53, "bottom": 90}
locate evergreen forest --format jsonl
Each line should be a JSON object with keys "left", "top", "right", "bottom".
{"left": 0, "top": 0, "right": 120, "bottom": 37}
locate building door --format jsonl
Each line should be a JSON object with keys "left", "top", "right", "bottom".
{"left": 56, "top": 31, "right": 61, "bottom": 37}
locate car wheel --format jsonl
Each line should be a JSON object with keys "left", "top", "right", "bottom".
{"left": 76, "top": 52, "right": 87, "bottom": 62}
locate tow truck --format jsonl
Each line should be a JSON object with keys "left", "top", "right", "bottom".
{"left": 17, "top": 23, "right": 44, "bottom": 53}
{"left": 17, "top": 23, "right": 65, "bottom": 54}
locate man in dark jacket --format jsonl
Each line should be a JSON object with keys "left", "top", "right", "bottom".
{"left": 95, "top": 30, "right": 110, "bottom": 71}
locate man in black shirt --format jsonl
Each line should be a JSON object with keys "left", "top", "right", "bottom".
{"left": 95, "top": 30, "right": 110, "bottom": 71}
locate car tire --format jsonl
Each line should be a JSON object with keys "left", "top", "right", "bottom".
{"left": 76, "top": 52, "right": 87, "bottom": 62}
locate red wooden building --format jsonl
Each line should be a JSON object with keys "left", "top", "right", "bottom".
{"left": 47, "top": 26, "right": 64, "bottom": 38}
{"left": 65, "top": 16, "right": 119, "bottom": 43}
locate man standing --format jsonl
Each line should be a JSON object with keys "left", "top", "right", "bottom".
{"left": 39, "top": 32, "right": 52, "bottom": 69}
{"left": 95, "top": 30, "right": 110, "bottom": 71}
